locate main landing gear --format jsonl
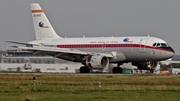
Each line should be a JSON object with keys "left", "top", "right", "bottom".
{"left": 112, "top": 63, "right": 123, "bottom": 74}
{"left": 79, "top": 66, "right": 90, "bottom": 73}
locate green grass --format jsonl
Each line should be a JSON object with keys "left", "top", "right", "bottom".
{"left": 0, "top": 74, "right": 180, "bottom": 101}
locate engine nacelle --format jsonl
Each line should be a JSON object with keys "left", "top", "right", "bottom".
{"left": 86, "top": 55, "right": 109, "bottom": 69}
{"left": 132, "top": 61, "right": 158, "bottom": 70}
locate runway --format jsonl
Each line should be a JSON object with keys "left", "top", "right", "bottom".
{"left": 1, "top": 72, "right": 179, "bottom": 76}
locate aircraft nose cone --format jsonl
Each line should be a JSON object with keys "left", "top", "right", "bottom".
{"left": 169, "top": 47, "right": 175, "bottom": 53}
{"left": 161, "top": 46, "right": 175, "bottom": 59}
{"left": 162, "top": 47, "right": 175, "bottom": 55}
{"left": 167, "top": 47, "right": 175, "bottom": 58}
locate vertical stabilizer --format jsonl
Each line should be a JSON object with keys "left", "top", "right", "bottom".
{"left": 31, "top": 3, "right": 60, "bottom": 40}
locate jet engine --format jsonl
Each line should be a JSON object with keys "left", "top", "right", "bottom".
{"left": 86, "top": 55, "right": 109, "bottom": 69}
{"left": 132, "top": 61, "right": 158, "bottom": 70}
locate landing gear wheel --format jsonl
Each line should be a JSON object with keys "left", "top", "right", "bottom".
{"left": 112, "top": 67, "right": 123, "bottom": 74}
{"left": 150, "top": 69, "right": 154, "bottom": 74}
{"left": 112, "top": 67, "right": 117, "bottom": 73}
{"left": 80, "top": 66, "right": 90, "bottom": 73}
{"left": 80, "top": 66, "right": 85, "bottom": 73}
{"left": 118, "top": 67, "right": 123, "bottom": 74}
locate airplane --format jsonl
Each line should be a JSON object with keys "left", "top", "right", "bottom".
{"left": 6, "top": 3, "right": 175, "bottom": 73}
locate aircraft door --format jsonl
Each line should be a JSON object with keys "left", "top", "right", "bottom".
{"left": 139, "top": 39, "right": 148, "bottom": 53}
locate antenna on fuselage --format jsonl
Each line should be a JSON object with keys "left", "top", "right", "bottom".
{"left": 83, "top": 35, "right": 85, "bottom": 38}
{"left": 148, "top": 34, "right": 150, "bottom": 37}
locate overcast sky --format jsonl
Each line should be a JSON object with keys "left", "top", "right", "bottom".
{"left": 0, "top": 0, "right": 180, "bottom": 54}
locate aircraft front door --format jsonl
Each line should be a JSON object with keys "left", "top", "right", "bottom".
{"left": 139, "top": 39, "right": 148, "bottom": 53}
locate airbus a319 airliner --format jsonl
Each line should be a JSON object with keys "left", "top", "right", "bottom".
{"left": 6, "top": 3, "right": 175, "bottom": 73}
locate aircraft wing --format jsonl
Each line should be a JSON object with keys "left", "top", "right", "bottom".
{"left": 6, "top": 41, "right": 39, "bottom": 46}
{"left": 16, "top": 46, "right": 114, "bottom": 58}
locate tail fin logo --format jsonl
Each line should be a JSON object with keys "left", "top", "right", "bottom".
{"left": 39, "top": 22, "right": 49, "bottom": 28}
{"left": 123, "top": 38, "right": 133, "bottom": 43}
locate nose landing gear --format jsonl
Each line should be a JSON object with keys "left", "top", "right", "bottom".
{"left": 150, "top": 68, "right": 154, "bottom": 73}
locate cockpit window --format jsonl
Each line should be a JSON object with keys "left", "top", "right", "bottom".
{"left": 153, "top": 43, "right": 168, "bottom": 47}
{"left": 157, "top": 43, "right": 160, "bottom": 47}
{"left": 161, "top": 43, "right": 168, "bottom": 47}
{"left": 153, "top": 43, "right": 156, "bottom": 46}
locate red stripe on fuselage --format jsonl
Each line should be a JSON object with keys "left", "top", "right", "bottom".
{"left": 56, "top": 44, "right": 173, "bottom": 53}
